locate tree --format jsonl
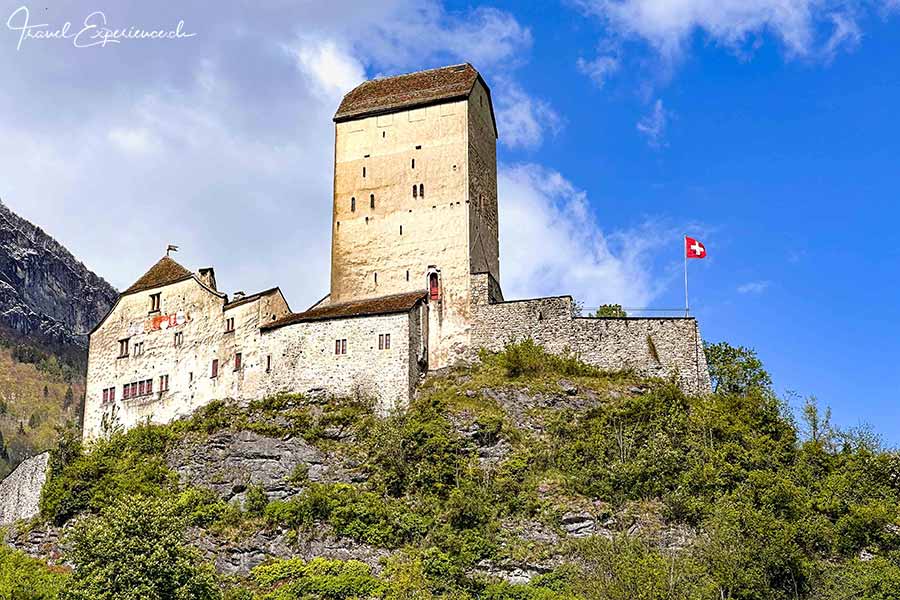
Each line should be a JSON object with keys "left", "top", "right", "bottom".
{"left": 704, "top": 341, "right": 772, "bottom": 395}
{"left": 593, "top": 304, "right": 627, "bottom": 318}
{"left": 62, "top": 496, "right": 221, "bottom": 600}
{"left": 63, "top": 386, "right": 75, "bottom": 410}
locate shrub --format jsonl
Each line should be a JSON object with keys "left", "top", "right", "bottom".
{"left": 251, "top": 557, "right": 385, "bottom": 600}
{"left": 61, "top": 495, "right": 221, "bottom": 600}
{"left": 0, "top": 546, "right": 69, "bottom": 599}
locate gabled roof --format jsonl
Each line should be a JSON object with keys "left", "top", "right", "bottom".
{"left": 262, "top": 291, "right": 426, "bottom": 331}
{"left": 123, "top": 256, "right": 194, "bottom": 295}
{"left": 333, "top": 63, "right": 497, "bottom": 136}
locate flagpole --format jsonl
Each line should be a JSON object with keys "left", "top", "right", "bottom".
{"left": 684, "top": 235, "right": 689, "bottom": 317}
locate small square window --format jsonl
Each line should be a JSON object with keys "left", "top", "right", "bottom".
{"left": 225, "top": 317, "right": 235, "bottom": 333}
{"left": 335, "top": 339, "right": 347, "bottom": 355}
{"left": 150, "top": 293, "right": 160, "bottom": 313}
{"left": 174, "top": 331, "right": 183, "bottom": 347}
{"left": 118, "top": 339, "right": 130, "bottom": 358}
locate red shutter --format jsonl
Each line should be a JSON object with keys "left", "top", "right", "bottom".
{"left": 212, "top": 359, "right": 219, "bottom": 378}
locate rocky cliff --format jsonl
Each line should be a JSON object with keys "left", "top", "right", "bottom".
{"left": 0, "top": 200, "right": 116, "bottom": 350}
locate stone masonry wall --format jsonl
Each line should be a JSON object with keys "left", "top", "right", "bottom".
{"left": 470, "top": 274, "right": 711, "bottom": 394}
{"left": 258, "top": 309, "right": 425, "bottom": 414}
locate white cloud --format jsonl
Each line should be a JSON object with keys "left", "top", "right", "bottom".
{"left": 289, "top": 39, "right": 366, "bottom": 99}
{"left": 577, "top": 54, "right": 621, "bottom": 87}
{"left": 107, "top": 127, "right": 161, "bottom": 155}
{"left": 737, "top": 280, "right": 771, "bottom": 294}
{"left": 495, "top": 81, "right": 563, "bottom": 149}
{"left": 498, "top": 163, "right": 667, "bottom": 308}
{"left": 573, "top": 0, "right": 895, "bottom": 80}
{"left": 636, "top": 99, "right": 669, "bottom": 148}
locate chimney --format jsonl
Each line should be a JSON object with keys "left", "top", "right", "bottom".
{"left": 233, "top": 291, "right": 245, "bottom": 301}
{"left": 198, "top": 268, "right": 217, "bottom": 291}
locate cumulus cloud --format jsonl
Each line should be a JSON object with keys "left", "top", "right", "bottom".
{"left": 498, "top": 164, "right": 668, "bottom": 308}
{"left": 737, "top": 280, "right": 771, "bottom": 294}
{"left": 0, "top": 0, "right": 558, "bottom": 309}
{"left": 636, "top": 99, "right": 670, "bottom": 148}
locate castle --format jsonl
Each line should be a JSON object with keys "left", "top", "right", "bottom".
{"left": 83, "top": 64, "right": 711, "bottom": 439}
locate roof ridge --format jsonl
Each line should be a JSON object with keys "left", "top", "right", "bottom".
{"left": 364, "top": 63, "right": 471, "bottom": 84}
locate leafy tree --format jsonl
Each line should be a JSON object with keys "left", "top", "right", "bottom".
{"left": 593, "top": 304, "right": 627, "bottom": 318}
{"left": 62, "top": 495, "right": 221, "bottom": 600}
{"left": 704, "top": 340, "right": 772, "bottom": 394}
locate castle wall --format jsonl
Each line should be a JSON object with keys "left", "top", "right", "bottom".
{"left": 330, "top": 99, "right": 480, "bottom": 369}
{"left": 468, "top": 80, "right": 500, "bottom": 281}
{"left": 258, "top": 307, "right": 426, "bottom": 413}
{"left": 469, "top": 274, "right": 712, "bottom": 394}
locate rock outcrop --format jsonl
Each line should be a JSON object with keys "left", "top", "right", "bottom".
{"left": 0, "top": 451, "right": 49, "bottom": 525}
{"left": 0, "top": 200, "right": 116, "bottom": 349}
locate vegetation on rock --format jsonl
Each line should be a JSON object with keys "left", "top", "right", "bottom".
{"left": 3, "top": 339, "right": 900, "bottom": 599}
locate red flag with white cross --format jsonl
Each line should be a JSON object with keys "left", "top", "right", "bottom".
{"left": 685, "top": 236, "right": 707, "bottom": 259}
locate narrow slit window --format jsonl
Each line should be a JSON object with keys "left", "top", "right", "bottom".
{"left": 374, "top": 272, "right": 378, "bottom": 284}
{"left": 406, "top": 270, "right": 410, "bottom": 281}
{"left": 370, "top": 194, "right": 375, "bottom": 209}
{"left": 411, "top": 158, "right": 415, "bottom": 169}
{"left": 362, "top": 166, "right": 366, "bottom": 178}
{"left": 400, "top": 225, "right": 403, "bottom": 235}
{"left": 266, "top": 355, "right": 272, "bottom": 373}
{"left": 419, "top": 183, "right": 424, "bottom": 198}
{"left": 211, "top": 359, "right": 219, "bottom": 378}
{"left": 351, "top": 197, "right": 356, "bottom": 212}
{"left": 412, "top": 185, "right": 417, "bottom": 199}
{"left": 150, "top": 293, "right": 161, "bottom": 313}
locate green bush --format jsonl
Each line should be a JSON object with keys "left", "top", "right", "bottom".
{"left": 251, "top": 557, "right": 385, "bottom": 600}
{"left": 0, "top": 546, "right": 69, "bottom": 599}
{"left": 61, "top": 495, "right": 220, "bottom": 600}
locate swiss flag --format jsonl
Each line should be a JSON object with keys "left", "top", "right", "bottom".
{"left": 685, "top": 236, "right": 707, "bottom": 259}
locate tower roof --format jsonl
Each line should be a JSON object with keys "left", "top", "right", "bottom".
{"left": 333, "top": 63, "right": 495, "bottom": 134}
{"left": 122, "top": 256, "right": 194, "bottom": 295}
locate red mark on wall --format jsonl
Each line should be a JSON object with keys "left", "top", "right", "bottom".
{"left": 145, "top": 310, "right": 189, "bottom": 332}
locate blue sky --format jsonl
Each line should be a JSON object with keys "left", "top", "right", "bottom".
{"left": 1, "top": 1, "right": 898, "bottom": 442}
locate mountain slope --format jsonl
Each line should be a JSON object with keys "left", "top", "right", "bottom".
{"left": 0, "top": 200, "right": 116, "bottom": 351}
{"left": 0, "top": 200, "right": 117, "bottom": 476}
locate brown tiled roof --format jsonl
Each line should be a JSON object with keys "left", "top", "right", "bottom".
{"left": 262, "top": 290, "right": 426, "bottom": 331}
{"left": 334, "top": 63, "right": 483, "bottom": 123}
{"left": 123, "top": 256, "right": 194, "bottom": 295}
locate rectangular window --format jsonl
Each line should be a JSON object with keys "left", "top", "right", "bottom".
{"left": 211, "top": 359, "right": 219, "bottom": 378}
{"left": 174, "top": 331, "right": 183, "bottom": 347}
{"left": 118, "top": 339, "right": 129, "bottom": 358}
{"left": 159, "top": 374, "right": 169, "bottom": 392}
{"left": 266, "top": 355, "right": 272, "bottom": 373}
{"left": 379, "top": 334, "right": 391, "bottom": 350}
{"left": 225, "top": 317, "right": 235, "bottom": 333}
{"left": 102, "top": 388, "right": 108, "bottom": 404}
{"left": 234, "top": 352, "right": 242, "bottom": 371}
{"left": 146, "top": 378, "right": 153, "bottom": 394}
{"left": 342, "top": 339, "right": 347, "bottom": 355}
{"left": 130, "top": 382, "right": 138, "bottom": 398}
{"left": 335, "top": 339, "right": 347, "bottom": 355}
{"left": 109, "top": 387, "right": 115, "bottom": 402}
{"left": 123, "top": 384, "right": 130, "bottom": 400}
{"left": 133, "top": 342, "right": 144, "bottom": 357}
{"left": 139, "top": 380, "right": 145, "bottom": 396}
{"left": 150, "top": 293, "right": 160, "bottom": 313}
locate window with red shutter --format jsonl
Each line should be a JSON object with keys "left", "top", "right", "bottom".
{"left": 211, "top": 359, "right": 219, "bottom": 378}
{"left": 234, "top": 353, "right": 242, "bottom": 371}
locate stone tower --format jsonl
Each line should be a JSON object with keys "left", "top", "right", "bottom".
{"left": 330, "top": 64, "right": 501, "bottom": 367}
